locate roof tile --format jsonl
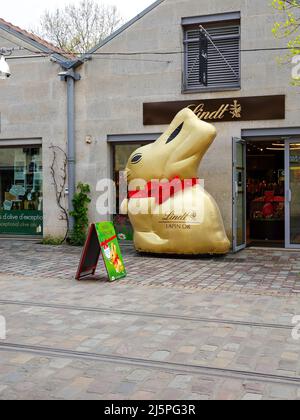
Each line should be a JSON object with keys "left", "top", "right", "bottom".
{"left": 0, "top": 17, "right": 72, "bottom": 57}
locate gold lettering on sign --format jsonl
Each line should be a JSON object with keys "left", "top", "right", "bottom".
{"left": 189, "top": 100, "right": 242, "bottom": 121}
{"left": 230, "top": 100, "right": 242, "bottom": 119}
{"left": 162, "top": 212, "right": 190, "bottom": 222}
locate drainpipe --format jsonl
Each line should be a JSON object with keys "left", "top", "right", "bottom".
{"left": 58, "top": 68, "right": 81, "bottom": 232}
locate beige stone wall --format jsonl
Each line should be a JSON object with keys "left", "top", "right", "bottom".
{"left": 2, "top": 0, "right": 299, "bottom": 241}
{"left": 76, "top": 0, "right": 300, "bottom": 243}
{"left": 0, "top": 31, "right": 68, "bottom": 237}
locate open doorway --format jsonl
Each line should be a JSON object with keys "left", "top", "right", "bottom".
{"left": 246, "top": 140, "right": 285, "bottom": 247}
{"left": 233, "top": 136, "right": 300, "bottom": 251}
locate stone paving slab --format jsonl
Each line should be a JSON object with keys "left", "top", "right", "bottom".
{"left": 0, "top": 241, "right": 299, "bottom": 400}
{"left": 0, "top": 272, "right": 299, "bottom": 400}
{"left": 0, "top": 241, "right": 299, "bottom": 295}
{"left": 0, "top": 299, "right": 299, "bottom": 377}
{"left": 1, "top": 349, "right": 299, "bottom": 400}
{"left": 0, "top": 273, "right": 299, "bottom": 326}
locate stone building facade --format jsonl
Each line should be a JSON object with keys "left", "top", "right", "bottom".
{"left": 1, "top": 0, "right": 300, "bottom": 250}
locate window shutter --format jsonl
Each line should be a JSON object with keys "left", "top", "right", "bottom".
{"left": 184, "top": 25, "right": 240, "bottom": 91}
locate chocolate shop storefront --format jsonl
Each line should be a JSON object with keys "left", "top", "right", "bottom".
{"left": 75, "top": 2, "right": 300, "bottom": 253}
{"left": 110, "top": 95, "right": 300, "bottom": 252}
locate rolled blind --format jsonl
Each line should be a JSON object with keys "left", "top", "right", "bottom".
{"left": 184, "top": 25, "right": 240, "bottom": 90}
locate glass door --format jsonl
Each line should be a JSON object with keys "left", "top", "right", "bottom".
{"left": 233, "top": 137, "right": 247, "bottom": 252}
{"left": 285, "top": 140, "right": 300, "bottom": 248}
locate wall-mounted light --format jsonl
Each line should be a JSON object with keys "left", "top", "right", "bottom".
{"left": 85, "top": 135, "right": 92, "bottom": 145}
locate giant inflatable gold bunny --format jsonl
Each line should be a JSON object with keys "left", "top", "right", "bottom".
{"left": 121, "top": 108, "right": 230, "bottom": 255}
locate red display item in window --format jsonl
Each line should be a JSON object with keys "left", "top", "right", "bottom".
{"left": 264, "top": 191, "right": 275, "bottom": 202}
{"left": 262, "top": 202, "right": 274, "bottom": 218}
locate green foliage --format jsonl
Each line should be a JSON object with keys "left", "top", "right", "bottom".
{"left": 42, "top": 236, "right": 65, "bottom": 246}
{"left": 272, "top": 0, "right": 300, "bottom": 85}
{"left": 69, "top": 183, "right": 91, "bottom": 246}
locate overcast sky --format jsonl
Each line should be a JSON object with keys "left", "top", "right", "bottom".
{"left": 0, "top": 0, "right": 155, "bottom": 30}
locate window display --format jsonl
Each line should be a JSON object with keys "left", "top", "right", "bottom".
{"left": 113, "top": 143, "right": 149, "bottom": 241}
{"left": 249, "top": 187, "right": 285, "bottom": 241}
{"left": 0, "top": 147, "right": 43, "bottom": 236}
{"left": 246, "top": 142, "right": 285, "bottom": 243}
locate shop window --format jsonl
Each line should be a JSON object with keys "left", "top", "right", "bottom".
{"left": 0, "top": 147, "right": 43, "bottom": 236}
{"left": 183, "top": 20, "right": 241, "bottom": 92}
{"left": 113, "top": 143, "right": 148, "bottom": 241}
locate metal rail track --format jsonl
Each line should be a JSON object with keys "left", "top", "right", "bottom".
{"left": 0, "top": 299, "right": 293, "bottom": 330}
{"left": 0, "top": 342, "right": 299, "bottom": 386}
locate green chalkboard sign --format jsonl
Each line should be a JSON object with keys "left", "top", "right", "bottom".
{"left": 76, "top": 222, "right": 127, "bottom": 282}
{"left": 95, "top": 222, "right": 127, "bottom": 282}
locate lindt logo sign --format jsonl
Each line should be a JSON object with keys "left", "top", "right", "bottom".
{"left": 189, "top": 100, "right": 242, "bottom": 121}
{"left": 0, "top": 315, "right": 6, "bottom": 340}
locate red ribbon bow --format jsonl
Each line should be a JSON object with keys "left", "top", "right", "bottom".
{"left": 100, "top": 235, "right": 117, "bottom": 248}
{"left": 128, "top": 177, "right": 200, "bottom": 205}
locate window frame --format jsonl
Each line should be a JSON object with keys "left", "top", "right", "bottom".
{"left": 182, "top": 18, "right": 241, "bottom": 94}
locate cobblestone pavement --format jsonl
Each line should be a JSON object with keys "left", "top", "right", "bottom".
{"left": 0, "top": 241, "right": 299, "bottom": 400}
{"left": 0, "top": 241, "right": 300, "bottom": 296}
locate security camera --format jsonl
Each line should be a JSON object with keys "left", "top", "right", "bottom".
{"left": 0, "top": 56, "right": 11, "bottom": 79}
{"left": 0, "top": 71, "right": 11, "bottom": 79}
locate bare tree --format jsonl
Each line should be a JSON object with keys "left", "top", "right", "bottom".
{"left": 34, "top": 0, "right": 122, "bottom": 54}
